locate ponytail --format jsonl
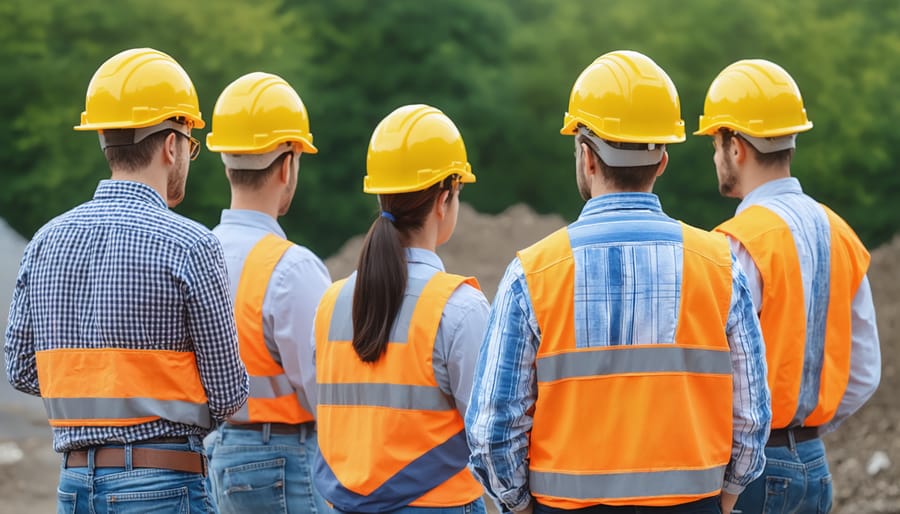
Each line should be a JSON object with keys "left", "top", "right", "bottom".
{"left": 351, "top": 181, "right": 447, "bottom": 362}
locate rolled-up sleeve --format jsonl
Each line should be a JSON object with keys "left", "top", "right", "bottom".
{"left": 183, "top": 234, "right": 248, "bottom": 420}
{"left": 466, "top": 258, "right": 539, "bottom": 512}
{"left": 722, "top": 256, "right": 771, "bottom": 494}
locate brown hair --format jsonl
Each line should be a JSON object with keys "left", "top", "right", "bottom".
{"left": 719, "top": 128, "right": 794, "bottom": 168}
{"left": 351, "top": 177, "right": 457, "bottom": 362}
{"left": 226, "top": 152, "right": 292, "bottom": 189}
{"left": 103, "top": 130, "right": 172, "bottom": 172}
{"left": 575, "top": 133, "right": 661, "bottom": 191}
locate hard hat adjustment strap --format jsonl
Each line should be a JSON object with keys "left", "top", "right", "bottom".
{"left": 221, "top": 143, "right": 295, "bottom": 170}
{"left": 577, "top": 127, "right": 665, "bottom": 167}
{"left": 735, "top": 132, "right": 797, "bottom": 153}
{"left": 98, "top": 119, "right": 189, "bottom": 151}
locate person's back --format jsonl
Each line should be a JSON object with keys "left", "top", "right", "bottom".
{"left": 696, "top": 59, "right": 880, "bottom": 514}
{"left": 4, "top": 47, "right": 248, "bottom": 513}
{"left": 202, "top": 72, "right": 333, "bottom": 514}
{"left": 314, "top": 104, "right": 488, "bottom": 514}
{"left": 466, "top": 50, "right": 771, "bottom": 514}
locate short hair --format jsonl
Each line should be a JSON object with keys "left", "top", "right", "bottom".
{"left": 103, "top": 130, "right": 172, "bottom": 172}
{"left": 719, "top": 128, "right": 794, "bottom": 168}
{"left": 575, "top": 133, "right": 661, "bottom": 191}
{"left": 226, "top": 152, "right": 292, "bottom": 190}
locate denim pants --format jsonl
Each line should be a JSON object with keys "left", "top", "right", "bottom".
{"left": 334, "top": 497, "right": 486, "bottom": 514}
{"left": 205, "top": 423, "right": 331, "bottom": 514}
{"left": 534, "top": 496, "right": 721, "bottom": 514}
{"left": 57, "top": 435, "right": 212, "bottom": 513}
{"left": 732, "top": 438, "right": 832, "bottom": 514}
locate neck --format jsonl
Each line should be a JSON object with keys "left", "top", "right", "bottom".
{"left": 738, "top": 165, "right": 791, "bottom": 198}
{"left": 110, "top": 166, "right": 168, "bottom": 202}
{"left": 229, "top": 187, "right": 280, "bottom": 219}
{"left": 404, "top": 219, "right": 439, "bottom": 253}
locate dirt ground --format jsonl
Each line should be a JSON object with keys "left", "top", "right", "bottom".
{"left": 0, "top": 204, "right": 896, "bottom": 512}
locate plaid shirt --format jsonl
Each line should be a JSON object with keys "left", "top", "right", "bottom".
{"left": 5, "top": 180, "right": 248, "bottom": 452}
{"left": 466, "top": 193, "right": 771, "bottom": 511}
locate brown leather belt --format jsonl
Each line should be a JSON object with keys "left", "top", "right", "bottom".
{"left": 767, "top": 426, "right": 820, "bottom": 447}
{"left": 224, "top": 421, "right": 313, "bottom": 434}
{"left": 64, "top": 448, "right": 206, "bottom": 475}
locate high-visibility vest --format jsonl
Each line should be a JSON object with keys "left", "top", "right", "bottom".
{"left": 716, "top": 204, "right": 869, "bottom": 429}
{"left": 36, "top": 348, "right": 210, "bottom": 428}
{"left": 521, "top": 225, "right": 734, "bottom": 508}
{"left": 227, "top": 233, "right": 314, "bottom": 425}
{"left": 314, "top": 272, "right": 483, "bottom": 512}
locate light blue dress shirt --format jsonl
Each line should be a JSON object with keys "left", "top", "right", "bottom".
{"left": 466, "top": 193, "right": 771, "bottom": 511}
{"left": 213, "top": 209, "right": 331, "bottom": 415}
{"left": 730, "top": 177, "right": 881, "bottom": 433}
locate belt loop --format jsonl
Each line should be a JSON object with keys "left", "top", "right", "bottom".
{"left": 787, "top": 428, "right": 797, "bottom": 452}
{"left": 262, "top": 422, "right": 272, "bottom": 444}
{"left": 125, "top": 444, "right": 133, "bottom": 471}
{"left": 301, "top": 423, "right": 308, "bottom": 444}
{"left": 87, "top": 447, "right": 96, "bottom": 476}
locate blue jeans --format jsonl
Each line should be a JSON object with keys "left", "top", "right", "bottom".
{"left": 334, "top": 498, "right": 486, "bottom": 514}
{"left": 205, "top": 423, "right": 331, "bottom": 514}
{"left": 733, "top": 438, "right": 832, "bottom": 514}
{"left": 534, "top": 496, "right": 721, "bottom": 513}
{"left": 57, "top": 435, "right": 212, "bottom": 513}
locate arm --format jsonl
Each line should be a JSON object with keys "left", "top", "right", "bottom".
{"left": 821, "top": 275, "right": 881, "bottom": 434}
{"left": 722, "top": 256, "right": 771, "bottom": 495}
{"left": 184, "top": 234, "right": 249, "bottom": 420}
{"left": 465, "top": 259, "right": 539, "bottom": 513}
{"left": 265, "top": 249, "right": 331, "bottom": 415}
{"left": 435, "top": 284, "right": 490, "bottom": 418}
{"left": 5, "top": 245, "right": 40, "bottom": 396}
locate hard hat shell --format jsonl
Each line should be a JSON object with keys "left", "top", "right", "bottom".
{"left": 364, "top": 104, "right": 475, "bottom": 194}
{"left": 561, "top": 50, "right": 685, "bottom": 144}
{"left": 695, "top": 59, "right": 813, "bottom": 137}
{"left": 206, "top": 72, "right": 317, "bottom": 154}
{"left": 75, "top": 48, "right": 204, "bottom": 131}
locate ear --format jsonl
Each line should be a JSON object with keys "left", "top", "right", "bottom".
{"left": 162, "top": 132, "right": 178, "bottom": 165}
{"left": 279, "top": 153, "right": 293, "bottom": 184}
{"left": 733, "top": 136, "right": 748, "bottom": 165}
{"left": 655, "top": 151, "right": 669, "bottom": 178}
{"left": 434, "top": 189, "right": 451, "bottom": 220}
{"left": 580, "top": 142, "right": 598, "bottom": 178}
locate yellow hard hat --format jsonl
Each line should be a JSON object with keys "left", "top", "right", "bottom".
{"left": 206, "top": 72, "right": 317, "bottom": 155}
{"left": 561, "top": 50, "right": 685, "bottom": 144}
{"left": 364, "top": 104, "right": 475, "bottom": 194}
{"left": 74, "top": 48, "right": 204, "bottom": 131}
{"left": 695, "top": 59, "right": 813, "bottom": 137}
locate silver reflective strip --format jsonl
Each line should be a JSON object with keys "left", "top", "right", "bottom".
{"left": 537, "top": 346, "right": 732, "bottom": 382}
{"left": 327, "top": 276, "right": 430, "bottom": 344}
{"left": 530, "top": 465, "right": 726, "bottom": 500}
{"left": 43, "top": 397, "right": 211, "bottom": 428}
{"left": 249, "top": 374, "right": 296, "bottom": 399}
{"left": 318, "top": 383, "right": 453, "bottom": 411}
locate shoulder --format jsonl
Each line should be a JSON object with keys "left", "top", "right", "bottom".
{"left": 274, "top": 244, "right": 331, "bottom": 282}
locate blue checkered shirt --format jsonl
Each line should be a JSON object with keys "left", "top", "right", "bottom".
{"left": 466, "top": 193, "right": 771, "bottom": 511}
{"left": 5, "top": 180, "right": 249, "bottom": 452}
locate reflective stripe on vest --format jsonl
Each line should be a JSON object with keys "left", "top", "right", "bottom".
{"left": 229, "top": 233, "right": 314, "bottom": 424}
{"left": 36, "top": 348, "right": 210, "bottom": 428}
{"left": 520, "top": 224, "right": 733, "bottom": 508}
{"left": 314, "top": 272, "right": 483, "bottom": 511}
{"left": 717, "top": 204, "right": 869, "bottom": 428}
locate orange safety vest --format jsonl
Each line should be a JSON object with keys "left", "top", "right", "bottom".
{"left": 520, "top": 225, "right": 734, "bottom": 508}
{"left": 36, "top": 348, "right": 210, "bottom": 428}
{"left": 716, "top": 204, "right": 869, "bottom": 429}
{"left": 314, "top": 272, "right": 483, "bottom": 512}
{"left": 228, "top": 233, "right": 314, "bottom": 425}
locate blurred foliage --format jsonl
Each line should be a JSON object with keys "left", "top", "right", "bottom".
{"left": 1, "top": 0, "right": 898, "bottom": 256}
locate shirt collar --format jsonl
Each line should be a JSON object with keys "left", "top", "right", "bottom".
{"left": 405, "top": 247, "right": 445, "bottom": 271}
{"left": 579, "top": 192, "right": 663, "bottom": 220}
{"left": 736, "top": 177, "right": 803, "bottom": 214}
{"left": 218, "top": 209, "right": 286, "bottom": 238}
{"left": 92, "top": 179, "right": 167, "bottom": 209}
